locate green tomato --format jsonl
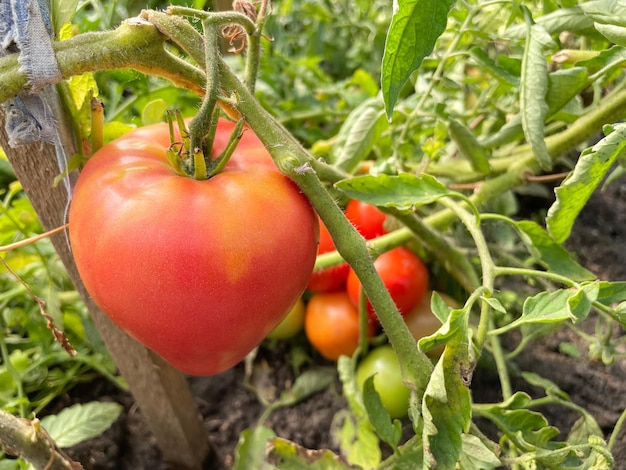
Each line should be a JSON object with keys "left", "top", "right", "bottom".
{"left": 266, "top": 298, "right": 306, "bottom": 340}
{"left": 356, "top": 345, "right": 411, "bottom": 419}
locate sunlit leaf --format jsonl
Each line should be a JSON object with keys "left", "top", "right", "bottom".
{"left": 268, "top": 437, "right": 358, "bottom": 469}
{"left": 458, "top": 434, "right": 502, "bottom": 469}
{"left": 580, "top": 0, "right": 626, "bottom": 27}
{"left": 547, "top": 123, "right": 626, "bottom": 243}
{"left": 40, "top": 402, "right": 123, "bottom": 448}
{"left": 381, "top": 0, "right": 456, "bottom": 117}
{"left": 504, "top": 7, "right": 594, "bottom": 38}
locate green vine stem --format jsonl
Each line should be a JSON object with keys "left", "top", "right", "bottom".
{"left": 215, "top": 58, "right": 435, "bottom": 399}
{"left": 0, "top": 410, "right": 81, "bottom": 469}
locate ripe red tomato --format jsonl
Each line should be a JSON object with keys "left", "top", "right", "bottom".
{"left": 69, "top": 119, "right": 319, "bottom": 376}
{"left": 304, "top": 291, "right": 375, "bottom": 361}
{"left": 305, "top": 217, "right": 350, "bottom": 292}
{"left": 344, "top": 200, "right": 387, "bottom": 239}
{"left": 356, "top": 344, "right": 411, "bottom": 419}
{"left": 346, "top": 246, "right": 429, "bottom": 322}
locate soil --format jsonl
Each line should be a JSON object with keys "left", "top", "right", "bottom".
{"left": 37, "top": 178, "right": 626, "bottom": 469}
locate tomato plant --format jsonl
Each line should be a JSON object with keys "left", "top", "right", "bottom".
{"left": 344, "top": 200, "right": 387, "bottom": 240}
{"left": 305, "top": 217, "right": 350, "bottom": 292}
{"left": 266, "top": 298, "right": 306, "bottom": 340}
{"left": 68, "top": 119, "right": 319, "bottom": 376}
{"left": 356, "top": 344, "right": 411, "bottom": 419}
{"left": 304, "top": 291, "right": 374, "bottom": 361}
{"left": 346, "top": 246, "right": 429, "bottom": 322}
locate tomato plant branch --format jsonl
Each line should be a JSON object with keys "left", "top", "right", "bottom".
{"left": 216, "top": 58, "right": 434, "bottom": 401}
{"left": 0, "top": 411, "right": 81, "bottom": 469}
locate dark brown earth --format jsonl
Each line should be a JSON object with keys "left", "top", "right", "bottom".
{"left": 43, "top": 177, "right": 626, "bottom": 469}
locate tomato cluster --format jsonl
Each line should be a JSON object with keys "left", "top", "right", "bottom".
{"left": 266, "top": 201, "right": 446, "bottom": 417}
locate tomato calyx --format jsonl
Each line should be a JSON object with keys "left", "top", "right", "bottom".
{"left": 165, "top": 110, "right": 246, "bottom": 180}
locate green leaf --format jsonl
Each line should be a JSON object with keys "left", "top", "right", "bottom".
{"left": 333, "top": 357, "right": 381, "bottom": 468}
{"left": 595, "top": 22, "right": 626, "bottom": 45}
{"left": 596, "top": 281, "right": 626, "bottom": 305}
{"left": 141, "top": 99, "right": 169, "bottom": 126}
{"left": 335, "top": 174, "right": 454, "bottom": 211}
{"left": 514, "top": 220, "right": 596, "bottom": 281}
{"left": 469, "top": 47, "right": 520, "bottom": 85}
{"left": 578, "top": 46, "right": 626, "bottom": 75}
{"left": 475, "top": 392, "right": 560, "bottom": 449}
{"left": 504, "top": 7, "right": 594, "bottom": 38}
{"left": 546, "top": 123, "right": 626, "bottom": 243}
{"left": 268, "top": 437, "right": 358, "bottom": 470}
{"left": 458, "top": 434, "right": 502, "bottom": 469}
{"left": 234, "top": 426, "right": 277, "bottom": 470}
{"left": 580, "top": 0, "right": 626, "bottom": 27}
{"left": 40, "top": 402, "right": 123, "bottom": 448}
{"left": 381, "top": 0, "right": 457, "bottom": 117}
{"left": 495, "top": 285, "right": 598, "bottom": 334}
{"left": 520, "top": 15, "right": 555, "bottom": 171}
{"left": 332, "top": 98, "right": 387, "bottom": 172}
{"left": 421, "top": 308, "right": 472, "bottom": 469}
{"left": 361, "top": 376, "right": 402, "bottom": 451}
{"left": 447, "top": 118, "right": 491, "bottom": 174}
{"left": 567, "top": 415, "right": 604, "bottom": 446}
{"left": 276, "top": 367, "right": 336, "bottom": 408}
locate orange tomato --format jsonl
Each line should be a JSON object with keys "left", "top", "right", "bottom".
{"left": 304, "top": 291, "right": 375, "bottom": 361}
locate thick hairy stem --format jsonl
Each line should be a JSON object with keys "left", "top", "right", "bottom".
{"left": 217, "top": 59, "right": 434, "bottom": 398}
{"left": 0, "top": 411, "right": 81, "bottom": 469}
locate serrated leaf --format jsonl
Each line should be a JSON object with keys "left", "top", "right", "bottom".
{"left": 520, "top": 16, "right": 555, "bottom": 171}
{"left": 458, "top": 434, "right": 502, "bottom": 469}
{"left": 514, "top": 220, "right": 595, "bottom": 281}
{"left": 40, "top": 402, "right": 123, "bottom": 448}
{"left": 448, "top": 118, "right": 491, "bottom": 174}
{"left": 332, "top": 101, "right": 387, "bottom": 172}
{"left": 268, "top": 437, "right": 358, "bottom": 470}
{"left": 233, "top": 426, "right": 277, "bottom": 470}
{"left": 381, "top": 0, "right": 457, "bottom": 117}
{"left": 335, "top": 173, "right": 454, "bottom": 211}
{"left": 361, "top": 376, "right": 402, "bottom": 451}
{"left": 595, "top": 22, "right": 626, "bottom": 46}
{"left": 421, "top": 309, "right": 472, "bottom": 469}
{"left": 546, "top": 123, "right": 626, "bottom": 243}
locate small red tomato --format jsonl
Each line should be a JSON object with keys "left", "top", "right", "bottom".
{"left": 344, "top": 200, "right": 387, "bottom": 240}
{"left": 346, "top": 246, "right": 429, "bottom": 322}
{"left": 305, "top": 217, "right": 350, "bottom": 292}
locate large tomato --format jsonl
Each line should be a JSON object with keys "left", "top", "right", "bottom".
{"left": 69, "top": 119, "right": 319, "bottom": 376}
{"left": 346, "top": 246, "right": 429, "bottom": 323}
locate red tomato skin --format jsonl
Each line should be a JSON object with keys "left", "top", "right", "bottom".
{"left": 346, "top": 246, "right": 429, "bottom": 322}
{"left": 305, "top": 217, "right": 350, "bottom": 292}
{"left": 69, "top": 120, "right": 319, "bottom": 376}
{"left": 344, "top": 200, "right": 387, "bottom": 240}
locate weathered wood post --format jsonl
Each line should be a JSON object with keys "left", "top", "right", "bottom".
{"left": 0, "top": 110, "right": 213, "bottom": 469}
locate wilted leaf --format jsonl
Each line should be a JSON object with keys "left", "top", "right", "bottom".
{"left": 520, "top": 14, "right": 555, "bottom": 171}
{"left": 268, "top": 437, "right": 359, "bottom": 469}
{"left": 547, "top": 123, "right": 626, "bottom": 243}
{"left": 233, "top": 426, "right": 277, "bottom": 470}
